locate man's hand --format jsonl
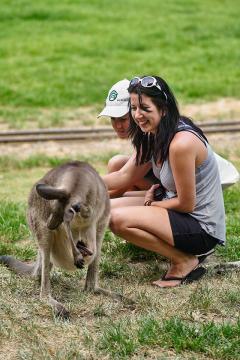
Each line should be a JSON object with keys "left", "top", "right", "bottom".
{"left": 144, "top": 184, "right": 160, "bottom": 205}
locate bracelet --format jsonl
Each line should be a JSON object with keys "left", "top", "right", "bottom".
{"left": 144, "top": 200, "right": 152, "bottom": 206}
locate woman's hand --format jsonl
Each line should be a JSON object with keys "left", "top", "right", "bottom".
{"left": 144, "top": 184, "right": 160, "bottom": 206}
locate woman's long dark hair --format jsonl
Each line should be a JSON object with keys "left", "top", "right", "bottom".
{"left": 128, "top": 76, "right": 208, "bottom": 165}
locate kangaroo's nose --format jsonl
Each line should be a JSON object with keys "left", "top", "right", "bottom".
{"left": 72, "top": 203, "right": 81, "bottom": 212}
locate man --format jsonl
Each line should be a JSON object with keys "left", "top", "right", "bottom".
{"left": 98, "top": 79, "right": 158, "bottom": 197}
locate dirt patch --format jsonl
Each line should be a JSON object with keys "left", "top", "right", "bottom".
{"left": 0, "top": 134, "right": 239, "bottom": 162}
{"left": 0, "top": 138, "right": 132, "bottom": 159}
{"left": 0, "top": 98, "right": 239, "bottom": 160}
{"left": 180, "top": 98, "right": 240, "bottom": 122}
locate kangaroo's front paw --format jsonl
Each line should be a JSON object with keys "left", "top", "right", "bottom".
{"left": 76, "top": 241, "right": 93, "bottom": 257}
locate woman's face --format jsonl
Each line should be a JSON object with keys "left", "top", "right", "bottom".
{"left": 130, "top": 93, "right": 163, "bottom": 134}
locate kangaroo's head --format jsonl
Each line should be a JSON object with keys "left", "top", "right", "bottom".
{"left": 36, "top": 183, "right": 93, "bottom": 230}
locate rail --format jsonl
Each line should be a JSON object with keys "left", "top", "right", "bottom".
{"left": 0, "top": 121, "right": 239, "bottom": 144}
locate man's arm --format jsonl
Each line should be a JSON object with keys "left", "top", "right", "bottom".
{"left": 103, "top": 154, "right": 151, "bottom": 191}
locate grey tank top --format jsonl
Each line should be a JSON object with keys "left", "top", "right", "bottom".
{"left": 151, "top": 122, "right": 226, "bottom": 244}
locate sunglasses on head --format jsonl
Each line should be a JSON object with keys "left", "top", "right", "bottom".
{"left": 130, "top": 76, "right": 167, "bottom": 100}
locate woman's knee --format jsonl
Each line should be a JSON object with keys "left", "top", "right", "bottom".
{"left": 109, "top": 208, "right": 126, "bottom": 235}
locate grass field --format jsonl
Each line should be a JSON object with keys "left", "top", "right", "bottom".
{"left": 0, "top": 0, "right": 240, "bottom": 358}
{"left": 0, "top": 150, "right": 239, "bottom": 359}
{"left": 0, "top": 0, "right": 240, "bottom": 128}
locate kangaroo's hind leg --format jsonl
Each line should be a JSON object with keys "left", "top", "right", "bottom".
{"left": 84, "top": 224, "right": 99, "bottom": 292}
{"left": 38, "top": 231, "right": 70, "bottom": 319}
{"left": 84, "top": 219, "right": 122, "bottom": 300}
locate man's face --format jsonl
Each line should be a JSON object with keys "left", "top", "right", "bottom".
{"left": 111, "top": 114, "right": 130, "bottom": 139}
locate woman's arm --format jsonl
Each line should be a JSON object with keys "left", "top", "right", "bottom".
{"left": 103, "top": 153, "right": 151, "bottom": 191}
{"left": 150, "top": 132, "right": 200, "bottom": 212}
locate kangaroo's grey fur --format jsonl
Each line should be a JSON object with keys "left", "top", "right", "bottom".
{"left": 0, "top": 161, "right": 111, "bottom": 318}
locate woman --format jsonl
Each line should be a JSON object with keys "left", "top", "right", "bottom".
{"left": 98, "top": 78, "right": 160, "bottom": 198}
{"left": 103, "top": 76, "right": 225, "bottom": 288}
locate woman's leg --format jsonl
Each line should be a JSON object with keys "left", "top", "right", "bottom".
{"left": 110, "top": 205, "right": 199, "bottom": 287}
{"left": 123, "top": 190, "right": 146, "bottom": 197}
{"left": 111, "top": 196, "right": 145, "bottom": 209}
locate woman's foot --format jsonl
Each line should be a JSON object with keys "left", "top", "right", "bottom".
{"left": 152, "top": 256, "right": 201, "bottom": 288}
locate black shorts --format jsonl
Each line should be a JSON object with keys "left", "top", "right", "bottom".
{"left": 167, "top": 210, "right": 220, "bottom": 256}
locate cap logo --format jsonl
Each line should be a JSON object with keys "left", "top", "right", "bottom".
{"left": 109, "top": 90, "right": 118, "bottom": 101}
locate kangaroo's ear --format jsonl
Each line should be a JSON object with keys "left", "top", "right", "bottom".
{"left": 36, "top": 184, "right": 69, "bottom": 201}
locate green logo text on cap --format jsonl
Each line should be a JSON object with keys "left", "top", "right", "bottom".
{"left": 109, "top": 90, "right": 118, "bottom": 101}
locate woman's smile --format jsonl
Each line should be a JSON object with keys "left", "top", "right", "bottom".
{"left": 138, "top": 119, "right": 149, "bottom": 128}
{"left": 130, "top": 93, "right": 163, "bottom": 134}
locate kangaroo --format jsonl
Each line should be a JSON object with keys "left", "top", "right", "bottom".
{"left": 0, "top": 161, "right": 111, "bottom": 318}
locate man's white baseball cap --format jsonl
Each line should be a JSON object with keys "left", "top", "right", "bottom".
{"left": 98, "top": 79, "right": 130, "bottom": 118}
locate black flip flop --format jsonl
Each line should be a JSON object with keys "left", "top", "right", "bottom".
{"left": 161, "top": 266, "right": 207, "bottom": 285}
{"left": 183, "top": 266, "right": 207, "bottom": 284}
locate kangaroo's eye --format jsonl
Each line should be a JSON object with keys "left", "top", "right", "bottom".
{"left": 72, "top": 203, "right": 81, "bottom": 212}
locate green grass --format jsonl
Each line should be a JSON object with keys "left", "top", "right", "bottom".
{"left": 217, "top": 184, "right": 240, "bottom": 260}
{"left": 0, "top": 201, "right": 35, "bottom": 260}
{"left": 0, "top": 163, "right": 239, "bottom": 253}
{"left": 0, "top": 152, "right": 239, "bottom": 359}
{"left": 0, "top": 1, "right": 239, "bottom": 356}
{"left": 0, "top": 153, "right": 117, "bottom": 202}
{"left": 0, "top": 153, "right": 116, "bottom": 172}
{"left": 0, "top": 201, "right": 29, "bottom": 243}
{"left": 96, "top": 316, "right": 240, "bottom": 359}
{"left": 0, "top": 0, "right": 239, "bottom": 128}
{"left": 0, "top": 106, "right": 100, "bottom": 129}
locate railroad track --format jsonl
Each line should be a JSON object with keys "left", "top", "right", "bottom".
{"left": 0, "top": 121, "right": 240, "bottom": 144}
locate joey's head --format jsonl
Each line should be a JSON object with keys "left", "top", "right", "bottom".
{"left": 36, "top": 183, "right": 93, "bottom": 230}
{"left": 64, "top": 201, "right": 93, "bottom": 226}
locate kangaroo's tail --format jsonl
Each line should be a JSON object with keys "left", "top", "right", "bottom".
{"left": 213, "top": 261, "right": 240, "bottom": 273}
{"left": 0, "top": 255, "right": 36, "bottom": 275}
